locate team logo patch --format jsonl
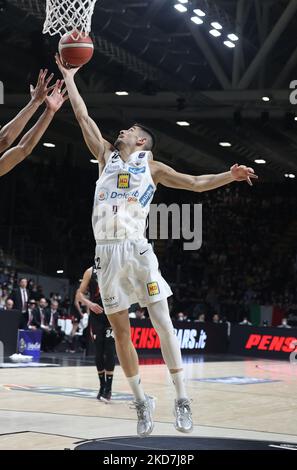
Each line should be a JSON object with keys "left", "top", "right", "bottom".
{"left": 98, "top": 188, "right": 109, "bottom": 201}
{"left": 117, "top": 173, "right": 130, "bottom": 189}
{"left": 128, "top": 166, "right": 146, "bottom": 174}
{"left": 147, "top": 282, "right": 160, "bottom": 296}
{"left": 138, "top": 152, "right": 146, "bottom": 159}
{"left": 139, "top": 184, "right": 154, "bottom": 207}
{"left": 127, "top": 196, "right": 138, "bottom": 203}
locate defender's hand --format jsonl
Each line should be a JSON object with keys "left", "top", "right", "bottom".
{"left": 230, "top": 164, "right": 258, "bottom": 186}
{"left": 89, "top": 302, "right": 104, "bottom": 314}
{"left": 45, "top": 79, "right": 68, "bottom": 112}
{"left": 30, "top": 69, "right": 55, "bottom": 105}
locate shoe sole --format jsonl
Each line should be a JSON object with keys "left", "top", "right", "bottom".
{"left": 100, "top": 397, "right": 111, "bottom": 403}
{"left": 174, "top": 423, "right": 193, "bottom": 433}
{"left": 138, "top": 423, "right": 154, "bottom": 438}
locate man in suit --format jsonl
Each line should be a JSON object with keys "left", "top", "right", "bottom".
{"left": 31, "top": 297, "right": 48, "bottom": 328}
{"left": 27, "top": 299, "right": 37, "bottom": 329}
{"left": 9, "top": 278, "right": 29, "bottom": 328}
{"left": 47, "top": 300, "right": 60, "bottom": 329}
{"left": 31, "top": 298, "right": 51, "bottom": 351}
{"left": 32, "top": 299, "right": 63, "bottom": 351}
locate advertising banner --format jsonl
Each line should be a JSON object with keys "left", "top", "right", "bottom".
{"left": 18, "top": 329, "right": 42, "bottom": 361}
{"left": 130, "top": 320, "right": 228, "bottom": 353}
{"left": 229, "top": 325, "right": 297, "bottom": 359}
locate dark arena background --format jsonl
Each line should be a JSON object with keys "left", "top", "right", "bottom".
{"left": 0, "top": 0, "right": 297, "bottom": 458}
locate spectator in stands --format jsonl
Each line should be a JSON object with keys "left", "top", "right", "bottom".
{"left": 176, "top": 312, "right": 189, "bottom": 322}
{"left": 212, "top": 313, "right": 221, "bottom": 324}
{"left": 47, "top": 300, "right": 64, "bottom": 350}
{"left": 0, "top": 287, "right": 9, "bottom": 308}
{"left": 277, "top": 317, "right": 291, "bottom": 328}
{"left": 27, "top": 299, "right": 37, "bottom": 329}
{"left": 31, "top": 297, "right": 48, "bottom": 327}
{"left": 239, "top": 316, "right": 252, "bottom": 326}
{"left": 129, "top": 303, "right": 140, "bottom": 318}
{"left": 1, "top": 298, "right": 14, "bottom": 310}
{"left": 135, "top": 308, "right": 147, "bottom": 320}
{"left": 33, "top": 299, "right": 63, "bottom": 352}
{"left": 28, "top": 281, "right": 40, "bottom": 301}
{"left": 9, "top": 278, "right": 29, "bottom": 328}
{"left": 194, "top": 313, "right": 205, "bottom": 323}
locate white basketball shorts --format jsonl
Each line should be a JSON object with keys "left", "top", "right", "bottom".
{"left": 94, "top": 239, "right": 173, "bottom": 315}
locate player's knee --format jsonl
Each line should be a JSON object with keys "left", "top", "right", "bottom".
{"left": 113, "top": 328, "right": 130, "bottom": 346}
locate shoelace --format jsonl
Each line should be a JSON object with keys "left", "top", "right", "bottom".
{"left": 130, "top": 401, "right": 150, "bottom": 420}
{"left": 176, "top": 399, "right": 193, "bottom": 417}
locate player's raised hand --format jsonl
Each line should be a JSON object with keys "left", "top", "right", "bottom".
{"left": 45, "top": 79, "right": 68, "bottom": 113}
{"left": 55, "top": 53, "right": 81, "bottom": 79}
{"left": 230, "top": 164, "right": 258, "bottom": 186}
{"left": 30, "top": 69, "right": 56, "bottom": 105}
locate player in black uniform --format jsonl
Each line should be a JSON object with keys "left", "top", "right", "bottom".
{"left": 76, "top": 266, "right": 116, "bottom": 401}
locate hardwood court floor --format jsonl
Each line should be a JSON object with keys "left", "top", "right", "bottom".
{"left": 0, "top": 356, "right": 296, "bottom": 449}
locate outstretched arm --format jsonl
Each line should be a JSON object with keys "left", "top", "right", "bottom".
{"left": 0, "top": 80, "right": 68, "bottom": 177}
{"left": 55, "top": 54, "right": 111, "bottom": 165}
{"left": 76, "top": 268, "right": 104, "bottom": 315}
{"left": 0, "top": 70, "right": 55, "bottom": 153}
{"left": 150, "top": 161, "right": 258, "bottom": 192}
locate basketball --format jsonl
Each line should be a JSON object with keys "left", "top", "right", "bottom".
{"left": 58, "top": 31, "right": 94, "bottom": 67}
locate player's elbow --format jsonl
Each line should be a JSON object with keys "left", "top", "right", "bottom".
{"left": 192, "top": 176, "right": 205, "bottom": 193}
{"left": 76, "top": 290, "right": 83, "bottom": 302}
{"left": 18, "top": 143, "right": 32, "bottom": 158}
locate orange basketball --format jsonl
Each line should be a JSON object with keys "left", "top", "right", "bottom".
{"left": 58, "top": 31, "right": 94, "bottom": 67}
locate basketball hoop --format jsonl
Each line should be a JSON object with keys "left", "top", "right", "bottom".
{"left": 43, "top": 0, "right": 98, "bottom": 38}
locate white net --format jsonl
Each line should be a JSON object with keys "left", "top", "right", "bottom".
{"left": 43, "top": 0, "right": 98, "bottom": 38}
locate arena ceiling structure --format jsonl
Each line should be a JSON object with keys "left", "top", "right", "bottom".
{"left": 1, "top": 0, "right": 297, "bottom": 180}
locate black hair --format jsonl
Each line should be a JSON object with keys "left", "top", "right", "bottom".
{"left": 133, "top": 123, "right": 156, "bottom": 150}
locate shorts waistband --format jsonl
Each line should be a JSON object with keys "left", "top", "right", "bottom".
{"left": 95, "top": 238, "right": 146, "bottom": 245}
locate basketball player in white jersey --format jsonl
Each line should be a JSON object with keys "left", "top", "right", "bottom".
{"left": 0, "top": 70, "right": 68, "bottom": 177}
{"left": 56, "top": 54, "right": 257, "bottom": 437}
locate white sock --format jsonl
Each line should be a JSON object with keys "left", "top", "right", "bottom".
{"left": 171, "top": 371, "right": 188, "bottom": 400}
{"left": 127, "top": 374, "right": 146, "bottom": 402}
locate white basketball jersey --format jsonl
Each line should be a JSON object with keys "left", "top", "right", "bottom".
{"left": 92, "top": 150, "right": 156, "bottom": 241}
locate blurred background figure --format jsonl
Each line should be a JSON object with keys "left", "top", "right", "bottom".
{"left": 239, "top": 316, "right": 252, "bottom": 326}
{"left": 9, "top": 278, "right": 29, "bottom": 328}
{"left": 277, "top": 317, "right": 291, "bottom": 328}
{"left": 1, "top": 298, "right": 14, "bottom": 311}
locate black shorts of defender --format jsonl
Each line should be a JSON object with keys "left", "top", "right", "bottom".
{"left": 93, "top": 324, "right": 116, "bottom": 372}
